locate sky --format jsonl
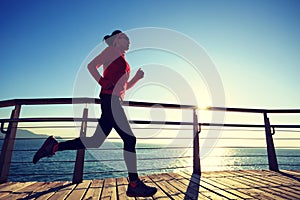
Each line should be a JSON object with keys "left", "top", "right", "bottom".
{"left": 0, "top": 0, "right": 299, "bottom": 108}
{"left": 0, "top": 0, "right": 300, "bottom": 141}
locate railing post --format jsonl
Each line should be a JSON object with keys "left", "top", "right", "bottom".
{"left": 72, "top": 108, "right": 88, "bottom": 184}
{"left": 193, "top": 109, "right": 201, "bottom": 175}
{"left": 263, "top": 112, "right": 279, "bottom": 171}
{"left": 0, "top": 104, "right": 21, "bottom": 183}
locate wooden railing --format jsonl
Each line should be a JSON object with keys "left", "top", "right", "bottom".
{"left": 0, "top": 98, "right": 299, "bottom": 183}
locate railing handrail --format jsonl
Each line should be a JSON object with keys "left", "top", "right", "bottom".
{"left": 0, "top": 97, "right": 196, "bottom": 109}
{"left": 208, "top": 106, "right": 300, "bottom": 114}
{"left": 2, "top": 97, "right": 300, "bottom": 113}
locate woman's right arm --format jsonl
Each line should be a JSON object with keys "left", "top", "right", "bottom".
{"left": 87, "top": 47, "right": 114, "bottom": 88}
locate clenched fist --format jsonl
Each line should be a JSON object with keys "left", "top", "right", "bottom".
{"left": 135, "top": 68, "right": 144, "bottom": 80}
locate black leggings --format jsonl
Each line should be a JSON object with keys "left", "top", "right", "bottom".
{"left": 57, "top": 94, "right": 138, "bottom": 181}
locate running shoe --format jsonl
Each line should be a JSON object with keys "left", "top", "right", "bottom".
{"left": 126, "top": 179, "right": 157, "bottom": 197}
{"left": 33, "top": 136, "right": 58, "bottom": 164}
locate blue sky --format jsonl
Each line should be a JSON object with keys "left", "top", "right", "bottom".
{"left": 1, "top": 0, "right": 300, "bottom": 109}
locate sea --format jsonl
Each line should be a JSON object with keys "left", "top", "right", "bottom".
{"left": 1, "top": 138, "right": 299, "bottom": 182}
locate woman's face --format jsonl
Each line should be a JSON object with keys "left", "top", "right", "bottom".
{"left": 116, "top": 34, "right": 130, "bottom": 52}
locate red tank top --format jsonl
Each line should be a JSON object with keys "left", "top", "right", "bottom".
{"left": 101, "top": 54, "right": 130, "bottom": 100}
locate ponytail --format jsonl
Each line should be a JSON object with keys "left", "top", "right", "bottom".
{"left": 103, "top": 30, "right": 123, "bottom": 46}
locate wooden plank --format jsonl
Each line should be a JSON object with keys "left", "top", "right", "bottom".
{"left": 266, "top": 174, "right": 298, "bottom": 186}
{"left": 280, "top": 170, "right": 300, "bottom": 177}
{"left": 0, "top": 181, "right": 35, "bottom": 199}
{"left": 26, "top": 181, "right": 65, "bottom": 200}
{"left": 278, "top": 185, "right": 300, "bottom": 196}
{"left": 242, "top": 170, "right": 278, "bottom": 178}
{"left": 229, "top": 174, "right": 266, "bottom": 187}
{"left": 158, "top": 173, "right": 188, "bottom": 199}
{"left": 4, "top": 182, "right": 46, "bottom": 200}
{"left": 262, "top": 172, "right": 300, "bottom": 195}
{"left": 267, "top": 172, "right": 300, "bottom": 186}
{"left": 235, "top": 181, "right": 294, "bottom": 200}
{"left": 47, "top": 181, "right": 76, "bottom": 200}
{"left": 234, "top": 170, "right": 263, "bottom": 177}
{"left": 225, "top": 170, "right": 251, "bottom": 177}
{"left": 100, "top": 178, "right": 117, "bottom": 200}
{"left": 268, "top": 186, "right": 300, "bottom": 199}
{"left": 166, "top": 173, "right": 196, "bottom": 199}
{"left": 83, "top": 179, "right": 103, "bottom": 200}
{"left": 236, "top": 188, "right": 278, "bottom": 200}
{"left": 89, "top": 179, "right": 104, "bottom": 188}
{"left": 200, "top": 170, "right": 224, "bottom": 178}
{"left": 226, "top": 171, "right": 296, "bottom": 200}
{"left": 66, "top": 180, "right": 91, "bottom": 200}
{"left": 291, "top": 186, "right": 300, "bottom": 197}
{"left": 0, "top": 190, "right": 10, "bottom": 198}
{"left": 240, "top": 172, "right": 281, "bottom": 187}
{"left": 142, "top": 175, "right": 170, "bottom": 200}
{"left": 0, "top": 182, "right": 22, "bottom": 199}
{"left": 256, "top": 186, "right": 295, "bottom": 200}
{"left": 166, "top": 173, "right": 211, "bottom": 200}
{"left": 0, "top": 182, "right": 15, "bottom": 190}
{"left": 180, "top": 171, "right": 243, "bottom": 199}
{"left": 206, "top": 176, "right": 253, "bottom": 199}
{"left": 228, "top": 175, "right": 274, "bottom": 199}
{"left": 0, "top": 181, "right": 34, "bottom": 192}
{"left": 227, "top": 175, "right": 266, "bottom": 198}
{"left": 213, "top": 173, "right": 250, "bottom": 189}
{"left": 197, "top": 178, "right": 242, "bottom": 199}
{"left": 166, "top": 173, "right": 201, "bottom": 189}
{"left": 183, "top": 175, "right": 217, "bottom": 197}
{"left": 83, "top": 187, "right": 101, "bottom": 200}
{"left": 219, "top": 171, "right": 248, "bottom": 179}
{"left": 148, "top": 173, "right": 185, "bottom": 200}
{"left": 180, "top": 173, "right": 237, "bottom": 199}
{"left": 177, "top": 172, "right": 230, "bottom": 200}
{"left": 115, "top": 177, "right": 134, "bottom": 200}
{"left": 137, "top": 174, "right": 172, "bottom": 200}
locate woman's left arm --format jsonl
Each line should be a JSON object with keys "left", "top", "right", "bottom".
{"left": 127, "top": 68, "right": 144, "bottom": 90}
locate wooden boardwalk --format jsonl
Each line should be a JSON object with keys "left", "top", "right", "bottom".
{"left": 0, "top": 170, "right": 299, "bottom": 199}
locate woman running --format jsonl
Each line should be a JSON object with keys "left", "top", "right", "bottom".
{"left": 33, "top": 30, "right": 157, "bottom": 197}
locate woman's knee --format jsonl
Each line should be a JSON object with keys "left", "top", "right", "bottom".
{"left": 124, "top": 135, "right": 136, "bottom": 153}
{"left": 81, "top": 132, "right": 107, "bottom": 148}
{"left": 80, "top": 137, "right": 101, "bottom": 148}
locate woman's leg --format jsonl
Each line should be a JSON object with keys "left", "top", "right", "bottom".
{"left": 110, "top": 98, "right": 157, "bottom": 197}
{"left": 110, "top": 98, "right": 138, "bottom": 181}
{"left": 56, "top": 137, "right": 85, "bottom": 151}
{"left": 58, "top": 106, "right": 113, "bottom": 151}
{"left": 79, "top": 117, "right": 113, "bottom": 148}
{"left": 57, "top": 118, "right": 112, "bottom": 151}
{"left": 33, "top": 97, "right": 113, "bottom": 163}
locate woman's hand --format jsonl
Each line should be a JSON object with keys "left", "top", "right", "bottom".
{"left": 135, "top": 68, "right": 144, "bottom": 80}
{"left": 126, "top": 68, "right": 144, "bottom": 90}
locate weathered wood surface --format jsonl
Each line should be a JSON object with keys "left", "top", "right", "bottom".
{"left": 0, "top": 170, "right": 299, "bottom": 199}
